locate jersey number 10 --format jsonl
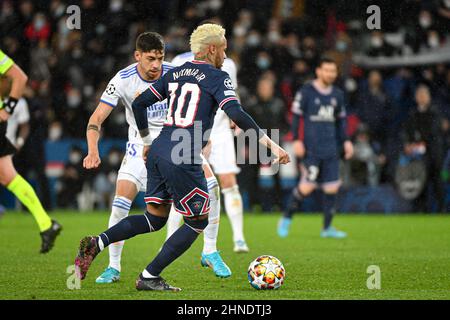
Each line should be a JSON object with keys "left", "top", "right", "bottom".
{"left": 165, "top": 82, "right": 201, "bottom": 128}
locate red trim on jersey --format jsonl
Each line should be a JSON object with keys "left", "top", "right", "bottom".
{"left": 144, "top": 197, "right": 173, "bottom": 204}
{"left": 149, "top": 85, "right": 163, "bottom": 101}
{"left": 219, "top": 97, "right": 239, "bottom": 109}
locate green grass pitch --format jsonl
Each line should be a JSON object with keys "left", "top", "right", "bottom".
{"left": 0, "top": 211, "right": 449, "bottom": 300}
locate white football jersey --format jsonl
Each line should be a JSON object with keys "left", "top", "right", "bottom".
{"left": 100, "top": 62, "right": 174, "bottom": 144}
{"left": 171, "top": 52, "right": 238, "bottom": 131}
{"left": 6, "top": 97, "right": 29, "bottom": 145}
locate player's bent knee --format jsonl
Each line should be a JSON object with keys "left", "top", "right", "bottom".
{"left": 184, "top": 215, "right": 209, "bottom": 233}
{"left": 322, "top": 183, "right": 341, "bottom": 194}
{"left": 299, "top": 184, "right": 315, "bottom": 196}
{"left": 219, "top": 173, "right": 237, "bottom": 189}
{"left": 144, "top": 211, "right": 168, "bottom": 231}
{"left": 0, "top": 157, "right": 17, "bottom": 186}
{"left": 146, "top": 202, "right": 171, "bottom": 217}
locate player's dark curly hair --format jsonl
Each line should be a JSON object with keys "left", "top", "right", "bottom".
{"left": 136, "top": 32, "right": 165, "bottom": 53}
{"left": 317, "top": 57, "right": 336, "bottom": 67}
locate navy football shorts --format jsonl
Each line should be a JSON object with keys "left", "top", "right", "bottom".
{"left": 300, "top": 155, "right": 340, "bottom": 186}
{"left": 144, "top": 152, "right": 210, "bottom": 217}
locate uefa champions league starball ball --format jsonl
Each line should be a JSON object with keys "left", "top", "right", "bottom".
{"left": 248, "top": 255, "right": 285, "bottom": 290}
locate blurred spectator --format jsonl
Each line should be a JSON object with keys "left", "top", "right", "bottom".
{"left": 355, "top": 70, "right": 392, "bottom": 149}
{"left": 93, "top": 148, "right": 123, "bottom": 209}
{"left": 246, "top": 76, "right": 288, "bottom": 211}
{"left": 56, "top": 146, "right": 85, "bottom": 208}
{"left": 348, "top": 124, "right": 386, "bottom": 186}
{"left": 366, "top": 31, "right": 398, "bottom": 57}
{"left": 401, "top": 85, "right": 446, "bottom": 212}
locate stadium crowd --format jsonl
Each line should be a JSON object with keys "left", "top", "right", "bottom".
{"left": 1, "top": 0, "right": 450, "bottom": 212}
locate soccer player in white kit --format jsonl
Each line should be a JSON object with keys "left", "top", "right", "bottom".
{"left": 83, "top": 32, "right": 174, "bottom": 283}
{"left": 168, "top": 23, "right": 249, "bottom": 254}
{"left": 84, "top": 32, "right": 230, "bottom": 283}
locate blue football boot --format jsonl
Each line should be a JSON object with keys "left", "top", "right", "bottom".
{"left": 320, "top": 226, "right": 347, "bottom": 239}
{"left": 201, "top": 251, "right": 232, "bottom": 278}
{"left": 95, "top": 267, "right": 120, "bottom": 284}
{"left": 277, "top": 217, "right": 292, "bottom": 238}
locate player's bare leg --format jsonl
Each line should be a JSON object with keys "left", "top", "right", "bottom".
{"left": 320, "top": 182, "right": 347, "bottom": 238}
{"left": 0, "top": 155, "right": 61, "bottom": 253}
{"left": 95, "top": 179, "right": 139, "bottom": 284}
{"left": 219, "top": 173, "right": 248, "bottom": 253}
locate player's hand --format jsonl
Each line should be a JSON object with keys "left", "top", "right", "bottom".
{"left": 343, "top": 140, "right": 354, "bottom": 160}
{"left": 143, "top": 145, "right": 151, "bottom": 163}
{"left": 83, "top": 153, "right": 101, "bottom": 169}
{"left": 272, "top": 145, "right": 291, "bottom": 165}
{"left": 0, "top": 109, "right": 10, "bottom": 122}
{"left": 293, "top": 140, "right": 305, "bottom": 158}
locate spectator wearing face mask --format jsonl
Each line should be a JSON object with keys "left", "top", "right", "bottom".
{"left": 366, "top": 31, "right": 397, "bottom": 57}
{"left": 407, "top": 9, "right": 441, "bottom": 53}
{"left": 24, "top": 12, "right": 51, "bottom": 44}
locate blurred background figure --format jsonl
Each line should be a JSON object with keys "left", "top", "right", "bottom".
{"left": 401, "top": 85, "right": 446, "bottom": 212}
{"left": 56, "top": 145, "right": 85, "bottom": 209}
{"left": 92, "top": 147, "right": 123, "bottom": 210}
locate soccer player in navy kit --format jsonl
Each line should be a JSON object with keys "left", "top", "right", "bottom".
{"left": 278, "top": 58, "right": 353, "bottom": 239}
{"left": 74, "top": 24, "right": 290, "bottom": 291}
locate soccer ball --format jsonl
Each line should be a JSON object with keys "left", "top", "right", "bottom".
{"left": 248, "top": 255, "right": 285, "bottom": 290}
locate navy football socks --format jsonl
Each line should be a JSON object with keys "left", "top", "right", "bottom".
{"left": 283, "top": 187, "right": 304, "bottom": 219}
{"left": 98, "top": 211, "right": 168, "bottom": 248}
{"left": 323, "top": 193, "right": 337, "bottom": 230}
{"left": 145, "top": 218, "right": 208, "bottom": 276}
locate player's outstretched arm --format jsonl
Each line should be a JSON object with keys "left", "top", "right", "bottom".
{"left": 223, "top": 103, "right": 290, "bottom": 165}
{"left": 83, "top": 102, "right": 113, "bottom": 169}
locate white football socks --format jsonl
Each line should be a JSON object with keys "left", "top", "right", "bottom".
{"left": 108, "top": 196, "right": 132, "bottom": 272}
{"left": 222, "top": 185, "right": 245, "bottom": 243}
{"left": 203, "top": 177, "right": 220, "bottom": 255}
{"left": 141, "top": 269, "right": 158, "bottom": 279}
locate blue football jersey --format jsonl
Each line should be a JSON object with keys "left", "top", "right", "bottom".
{"left": 145, "top": 60, "right": 239, "bottom": 164}
{"left": 292, "top": 82, "right": 347, "bottom": 158}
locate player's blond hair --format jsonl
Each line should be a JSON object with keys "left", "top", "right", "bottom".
{"left": 190, "top": 23, "right": 226, "bottom": 55}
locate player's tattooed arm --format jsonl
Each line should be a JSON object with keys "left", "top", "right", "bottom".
{"left": 83, "top": 102, "right": 113, "bottom": 169}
